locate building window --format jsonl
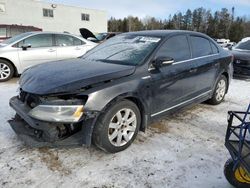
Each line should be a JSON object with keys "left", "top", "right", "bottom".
{"left": 81, "top": 13, "right": 90, "bottom": 21}
{"left": 0, "top": 3, "right": 6, "bottom": 13}
{"left": 0, "top": 28, "right": 6, "bottom": 37}
{"left": 43, "top": 8, "right": 54, "bottom": 18}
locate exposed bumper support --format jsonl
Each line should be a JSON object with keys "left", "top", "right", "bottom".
{"left": 8, "top": 96, "right": 99, "bottom": 147}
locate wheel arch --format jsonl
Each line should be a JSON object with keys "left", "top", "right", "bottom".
{"left": 100, "top": 93, "right": 149, "bottom": 132}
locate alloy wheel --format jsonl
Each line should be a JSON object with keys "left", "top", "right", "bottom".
{"left": 215, "top": 79, "right": 226, "bottom": 101}
{"left": 0, "top": 63, "right": 11, "bottom": 80}
{"left": 108, "top": 108, "right": 137, "bottom": 147}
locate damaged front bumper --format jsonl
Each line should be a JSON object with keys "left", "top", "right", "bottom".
{"left": 8, "top": 96, "right": 99, "bottom": 147}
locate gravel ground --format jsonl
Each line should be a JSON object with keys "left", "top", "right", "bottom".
{"left": 0, "top": 78, "right": 249, "bottom": 188}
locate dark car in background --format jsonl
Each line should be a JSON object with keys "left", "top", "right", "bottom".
{"left": 231, "top": 38, "right": 250, "bottom": 78}
{"left": 9, "top": 30, "right": 233, "bottom": 153}
{"left": 80, "top": 28, "right": 121, "bottom": 43}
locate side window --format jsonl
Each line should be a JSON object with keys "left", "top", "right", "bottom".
{"left": 73, "top": 37, "right": 85, "bottom": 46}
{"left": 56, "top": 35, "right": 84, "bottom": 46}
{"left": 156, "top": 35, "right": 191, "bottom": 62}
{"left": 210, "top": 42, "right": 219, "bottom": 54}
{"left": 18, "top": 34, "right": 53, "bottom": 48}
{"left": 190, "top": 36, "right": 212, "bottom": 58}
{"left": 56, "top": 35, "right": 74, "bottom": 46}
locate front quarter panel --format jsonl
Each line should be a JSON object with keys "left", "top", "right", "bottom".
{"left": 82, "top": 74, "right": 150, "bottom": 115}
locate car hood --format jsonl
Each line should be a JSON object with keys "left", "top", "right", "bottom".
{"left": 79, "top": 28, "right": 97, "bottom": 40}
{"left": 231, "top": 49, "right": 250, "bottom": 60}
{"left": 20, "top": 59, "right": 135, "bottom": 95}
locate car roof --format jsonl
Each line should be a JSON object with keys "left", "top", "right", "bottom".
{"left": 240, "top": 37, "right": 250, "bottom": 42}
{"left": 27, "top": 31, "right": 78, "bottom": 35}
{"left": 124, "top": 30, "right": 209, "bottom": 38}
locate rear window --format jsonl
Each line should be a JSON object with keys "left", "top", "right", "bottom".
{"left": 210, "top": 42, "right": 219, "bottom": 54}
{"left": 190, "top": 36, "right": 212, "bottom": 58}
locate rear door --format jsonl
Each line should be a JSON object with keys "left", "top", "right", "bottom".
{"left": 17, "top": 34, "right": 57, "bottom": 70}
{"left": 150, "top": 34, "right": 198, "bottom": 116}
{"left": 189, "top": 35, "right": 219, "bottom": 94}
{"left": 55, "top": 34, "right": 88, "bottom": 60}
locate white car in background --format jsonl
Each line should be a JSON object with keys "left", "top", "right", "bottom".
{"left": 0, "top": 32, "right": 97, "bottom": 81}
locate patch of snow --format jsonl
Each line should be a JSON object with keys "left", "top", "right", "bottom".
{"left": 1, "top": 78, "right": 249, "bottom": 188}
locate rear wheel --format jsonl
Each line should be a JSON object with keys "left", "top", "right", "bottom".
{"left": 0, "top": 60, "right": 14, "bottom": 82}
{"left": 207, "top": 75, "right": 227, "bottom": 105}
{"left": 224, "top": 159, "right": 250, "bottom": 188}
{"left": 93, "top": 100, "right": 141, "bottom": 153}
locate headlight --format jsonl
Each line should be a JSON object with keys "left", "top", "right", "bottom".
{"left": 28, "top": 105, "right": 84, "bottom": 123}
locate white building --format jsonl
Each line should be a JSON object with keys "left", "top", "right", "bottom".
{"left": 0, "top": 0, "right": 107, "bottom": 37}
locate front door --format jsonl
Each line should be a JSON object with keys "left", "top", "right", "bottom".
{"left": 149, "top": 34, "right": 198, "bottom": 117}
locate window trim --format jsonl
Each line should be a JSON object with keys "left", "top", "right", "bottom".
{"left": 172, "top": 53, "right": 219, "bottom": 65}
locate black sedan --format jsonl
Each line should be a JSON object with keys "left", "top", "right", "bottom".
{"left": 231, "top": 38, "right": 250, "bottom": 78}
{"left": 8, "top": 30, "right": 233, "bottom": 153}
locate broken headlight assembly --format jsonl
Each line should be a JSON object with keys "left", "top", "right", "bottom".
{"left": 28, "top": 105, "right": 84, "bottom": 123}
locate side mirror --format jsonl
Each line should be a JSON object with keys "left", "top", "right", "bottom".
{"left": 152, "top": 56, "right": 174, "bottom": 69}
{"left": 22, "top": 44, "right": 31, "bottom": 51}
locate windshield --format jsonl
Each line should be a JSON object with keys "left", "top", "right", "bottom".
{"left": 234, "top": 40, "right": 250, "bottom": 50}
{"left": 95, "top": 33, "right": 108, "bottom": 41}
{"left": 82, "top": 35, "right": 161, "bottom": 66}
{"left": 1, "top": 32, "right": 32, "bottom": 45}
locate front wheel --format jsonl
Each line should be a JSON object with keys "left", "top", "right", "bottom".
{"left": 207, "top": 75, "right": 227, "bottom": 105}
{"left": 0, "top": 60, "right": 14, "bottom": 82}
{"left": 224, "top": 159, "right": 250, "bottom": 188}
{"left": 93, "top": 100, "right": 141, "bottom": 153}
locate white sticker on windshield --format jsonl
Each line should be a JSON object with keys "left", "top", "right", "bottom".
{"left": 138, "top": 37, "right": 161, "bottom": 43}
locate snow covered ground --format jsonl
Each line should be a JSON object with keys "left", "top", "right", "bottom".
{"left": 0, "top": 78, "right": 249, "bottom": 188}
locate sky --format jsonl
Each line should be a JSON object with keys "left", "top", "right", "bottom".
{"left": 44, "top": 0, "right": 250, "bottom": 19}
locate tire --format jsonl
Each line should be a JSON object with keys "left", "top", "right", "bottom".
{"left": 93, "top": 99, "right": 141, "bottom": 153}
{"left": 207, "top": 75, "right": 227, "bottom": 105}
{"left": 0, "top": 60, "right": 14, "bottom": 82}
{"left": 224, "top": 159, "right": 250, "bottom": 188}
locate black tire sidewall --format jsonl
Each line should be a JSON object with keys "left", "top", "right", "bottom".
{"left": 224, "top": 159, "right": 250, "bottom": 188}
{"left": 93, "top": 100, "right": 141, "bottom": 153}
{"left": 0, "top": 60, "right": 14, "bottom": 82}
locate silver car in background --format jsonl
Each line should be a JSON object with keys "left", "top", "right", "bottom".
{"left": 0, "top": 32, "right": 97, "bottom": 81}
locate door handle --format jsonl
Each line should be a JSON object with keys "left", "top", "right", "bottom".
{"left": 189, "top": 68, "right": 197, "bottom": 73}
{"left": 48, "top": 49, "right": 56, "bottom": 52}
{"left": 75, "top": 47, "right": 81, "bottom": 50}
